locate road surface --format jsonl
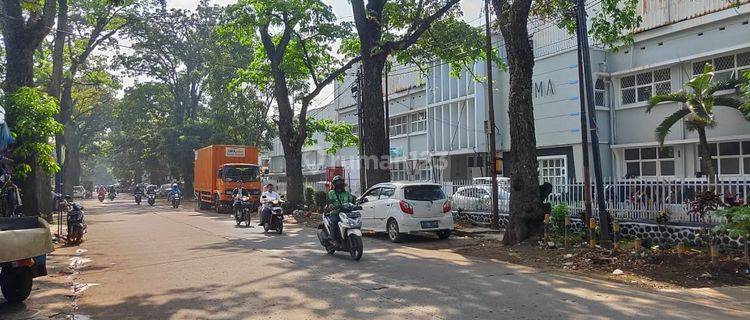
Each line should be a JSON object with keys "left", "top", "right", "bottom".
{"left": 2, "top": 198, "right": 750, "bottom": 319}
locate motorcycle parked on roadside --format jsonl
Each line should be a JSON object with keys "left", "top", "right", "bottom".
{"left": 65, "top": 196, "right": 86, "bottom": 245}
{"left": 317, "top": 203, "right": 363, "bottom": 261}
{"left": 261, "top": 198, "right": 285, "bottom": 234}
{"left": 233, "top": 181, "right": 253, "bottom": 227}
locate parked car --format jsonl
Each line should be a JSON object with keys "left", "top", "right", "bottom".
{"left": 72, "top": 186, "right": 86, "bottom": 199}
{"left": 358, "top": 182, "right": 453, "bottom": 243}
{"left": 159, "top": 184, "right": 172, "bottom": 197}
{"left": 451, "top": 185, "right": 510, "bottom": 213}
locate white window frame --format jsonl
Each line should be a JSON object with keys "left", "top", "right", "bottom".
{"left": 594, "top": 77, "right": 608, "bottom": 107}
{"left": 624, "top": 147, "right": 675, "bottom": 178}
{"left": 697, "top": 141, "right": 750, "bottom": 177}
{"left": 390, "top": 162, "right": 407, "bottom": 181}
{"left": 410, "top": 111, "right": 427, "bottom": 133}
{"left": 413, "top": 160, "right": 431, "bottom": 181}
{"left": 537, "top": 155, "right": 568, "bottom": 194}
{"left": 692, "top": 51, "right": 750, "bottom": 82}
{"left": 389, "top": 115, "right": 409, "bottom": 137}
{"left": 620, "top": 68, "right": 671, "bottom": 105}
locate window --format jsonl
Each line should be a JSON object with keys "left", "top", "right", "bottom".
{"left": 620, "top": 68, "right": 671, "bottom": 104}
{"left": 468, "top": 155, "right": 484, "bottom": 168}
{"left": 390, "top": 162, "right": 407, "bottom": 181}
{"left": 699, "top": 141, "right": 750, "bottom": 176}
{"left": 414, "top": 160, "right": 431, "bottom": 181}
{"left": 379, "top": 187, "right": 395, "bottom": 199}
{"left": 410, "top": 111, "right": 427, "bottom": 133}
{"left": 595, "top": 78, "right": 607, "bottom": 107}
{"left": 403, "top": 185, "right": 446, "bottom": 201}
{"left": 389, "top": 115, "right": 409, "bottom": 137}
{"left": 362, "top": 188, "right": 381, "bottom": 203}
{"left": 693, "top": 51, "right": 750, "bottom": 82}
{"left": 538, "top": 156, "right": 567, "bottom": 193}
{"left": 351, "top": 124, "right": 358, "bottom": 136}
{"left": 624, "top": 147, "right": 675, "bottom": 177}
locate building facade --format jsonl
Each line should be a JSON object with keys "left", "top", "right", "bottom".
{"left": 268, "top": 0, "right": 750, "bottom": 194}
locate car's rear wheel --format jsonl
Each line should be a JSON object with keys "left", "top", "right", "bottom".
{"left": 436, "top": 230, "right": 451, "bottom": 240}
{"left": 387, "top": 219, "right": 403, "bottom": 243}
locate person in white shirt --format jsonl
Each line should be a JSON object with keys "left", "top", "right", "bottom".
{"left": 259, "top": 183, "right": 280, "bottom": 226}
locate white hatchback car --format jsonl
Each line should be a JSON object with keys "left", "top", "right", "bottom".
{"left": 358, "top": 182, "right": 453, "bottom": 242}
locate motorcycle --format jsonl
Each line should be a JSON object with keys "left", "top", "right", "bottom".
{"left": 97, "top": 192, "right": 105, "bottom": 202}
{"left": 147, "top": 192, "right": 156, "bottom": 206}
{"left": 108, "top": 192, "right": 116, "bottom": 201}
{"left": 134, "top": 192, "right": 142, "bottom": 205}
{"left": 317, "top": 203, "right": 364, "bottom": 261}
{"left": 262, "top": 199, "right": 284, "bottom": 234}
{"left": 65, "top": 196, "right": 86, "bottom": 245}
{"left": 170, "top": 193, "right": 181, "bottom": 208}
{"left": 233, "top": 182, "right": 253, "bottom": 227}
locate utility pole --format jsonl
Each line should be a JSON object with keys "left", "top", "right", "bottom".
{"left": 574, "top": 12, "right": 594, "bottom": 233}
{"left": 355, "top": 67, "right": 367, "bottom": 195}
{"left": 484, "top": 0, "right": 500, "bottom": 230}
{"left": 575, "top": 0, "right": 610, "bottom": 241}
{"left": 384, "top": 64, "right": 391, "bottom": 161}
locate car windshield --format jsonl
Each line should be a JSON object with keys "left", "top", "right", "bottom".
{"left": 222, "top": 165, "right": 259, "bottom": 182}
{"left": 403, "top": 185, "right": 446, "bottom": 201}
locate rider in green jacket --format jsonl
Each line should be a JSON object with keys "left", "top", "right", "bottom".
{"left": 325, "top": 175, "right": 355, "bottom": 242}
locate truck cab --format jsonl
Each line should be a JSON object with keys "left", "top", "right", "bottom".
{"left": 216, "top": 163, "right": 262, "bottom": 212}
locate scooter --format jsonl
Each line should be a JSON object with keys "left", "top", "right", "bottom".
{"left": 147, "top": 192, "right": 156, "bottom": 206}
{"left": 108, "top": 192, "right": 116, "bottom": 201}
{"left": 134, "top": 193, "right": 142, "bottom": 205}
{"left": 317, "top": 203, "right": 363, "bottom": 261}
{"left": 170, "top": 193, "right": 181, "bottom": 208}
{"left": 97, "top": 193, "right": 105, "bottom": 202}
{"left": 233, "top": 181, "right": 253, "bottom": 227}
{"left": 262, "top": 199, "right": 284, "bottom": 234}
{"left": 65, "top": 196, "right": 86, "bottom": 245}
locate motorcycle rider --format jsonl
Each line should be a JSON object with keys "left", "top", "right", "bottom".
{"left": 259, "top": 183, "right": 280, "bottom": 226}
{"left": 324, "top": 176, "right": 355, "bottom": 244}
{"left": 168, "top": 183, "right": 181, "bottom": 200}
{"left": 107, "top": 185, "right": 117, "bottom": 197}
{"left": 133, "top": 183, "right": 144, "bottom": 196}
{"left": 146, "top": 184, "right": 157, "bottom": 195}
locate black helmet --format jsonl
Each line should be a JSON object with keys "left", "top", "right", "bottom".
{"left": 331, "top": 175, "right": 345, "bottom": 185}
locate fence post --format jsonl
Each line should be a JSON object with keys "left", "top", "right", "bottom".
{"left": 544, "top": 213, "right": 551, "bottom": 246}
{"left": 612, "top": 220, "right": 620, "bottom": 252}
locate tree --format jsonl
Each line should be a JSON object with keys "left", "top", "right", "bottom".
{"left": 490, "top": 0, "right": 641, "bottom": 244}
{"left": 345, "top": 0, "right": 485, "bottom": 188}
{"left": 220, "top": 0, "right": 358, "bottom": 207}
{"left": 47, "top": 0, "right": 131, "bottom": 195}
{"left": 647, "top": 64, "right": 750, "bottom": 181}
{"left": 1, "top": 0, "right": 58, "bottom": 216}
{"left": 305, "top": 119, "right": 359, "bottom": 155}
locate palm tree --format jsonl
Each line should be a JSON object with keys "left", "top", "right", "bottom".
{"left": 647, "top": 64, "right": 750, "bottom": 181}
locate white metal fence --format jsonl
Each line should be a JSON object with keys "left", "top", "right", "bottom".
{"left": 267, "top": 176, "right": 749, "bottom": 225}
{"left": 438, "top": 178, "right": 749, "bottom": 224}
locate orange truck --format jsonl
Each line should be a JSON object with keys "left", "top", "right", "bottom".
{"left": 194, "top": 145, "right": 262, "bottom": 213}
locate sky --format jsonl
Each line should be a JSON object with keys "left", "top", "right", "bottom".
{"left": 157, "top": 0, "right": 486, "bottom": 108}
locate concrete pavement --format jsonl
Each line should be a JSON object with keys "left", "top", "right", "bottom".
{"left": 3, "top": 198, "right": 750, "bottom": 319}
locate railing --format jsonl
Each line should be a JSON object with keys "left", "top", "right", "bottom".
{"left": 438, "top": 177, "right": 749, "bottom": 225}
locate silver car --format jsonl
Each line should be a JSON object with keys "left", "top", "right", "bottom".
{"left": 451, "top": 185, "right": 510, "bottom": 213}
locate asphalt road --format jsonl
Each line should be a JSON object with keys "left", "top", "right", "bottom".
{"left": 3, "top": 198, "right": 750, "bottom": 319}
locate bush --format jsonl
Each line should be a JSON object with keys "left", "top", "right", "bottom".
{"left": 550, "top": 204, "right": 569, "bottom": 235}
{"left": 313, "top": 190, "right": 328, "bottom": 213}
{"left": 304, "top": 187, "right": 315, "bottom": 209}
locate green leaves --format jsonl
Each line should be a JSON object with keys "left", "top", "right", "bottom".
{"left": 305, "top": 118, "right": 359, "bottom": 155}
{"left": 4, "top": 87, "right": 64, "bottom": 177}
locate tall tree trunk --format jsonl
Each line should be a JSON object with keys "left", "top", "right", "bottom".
{"left": 360, "top": 54, "right": 391, "bottom": 188}
{"left": 696, "top": 127, "right": 717, "bottom": 183}
{"left": 492, "top": 0, "right": 545, "bottom": 245}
